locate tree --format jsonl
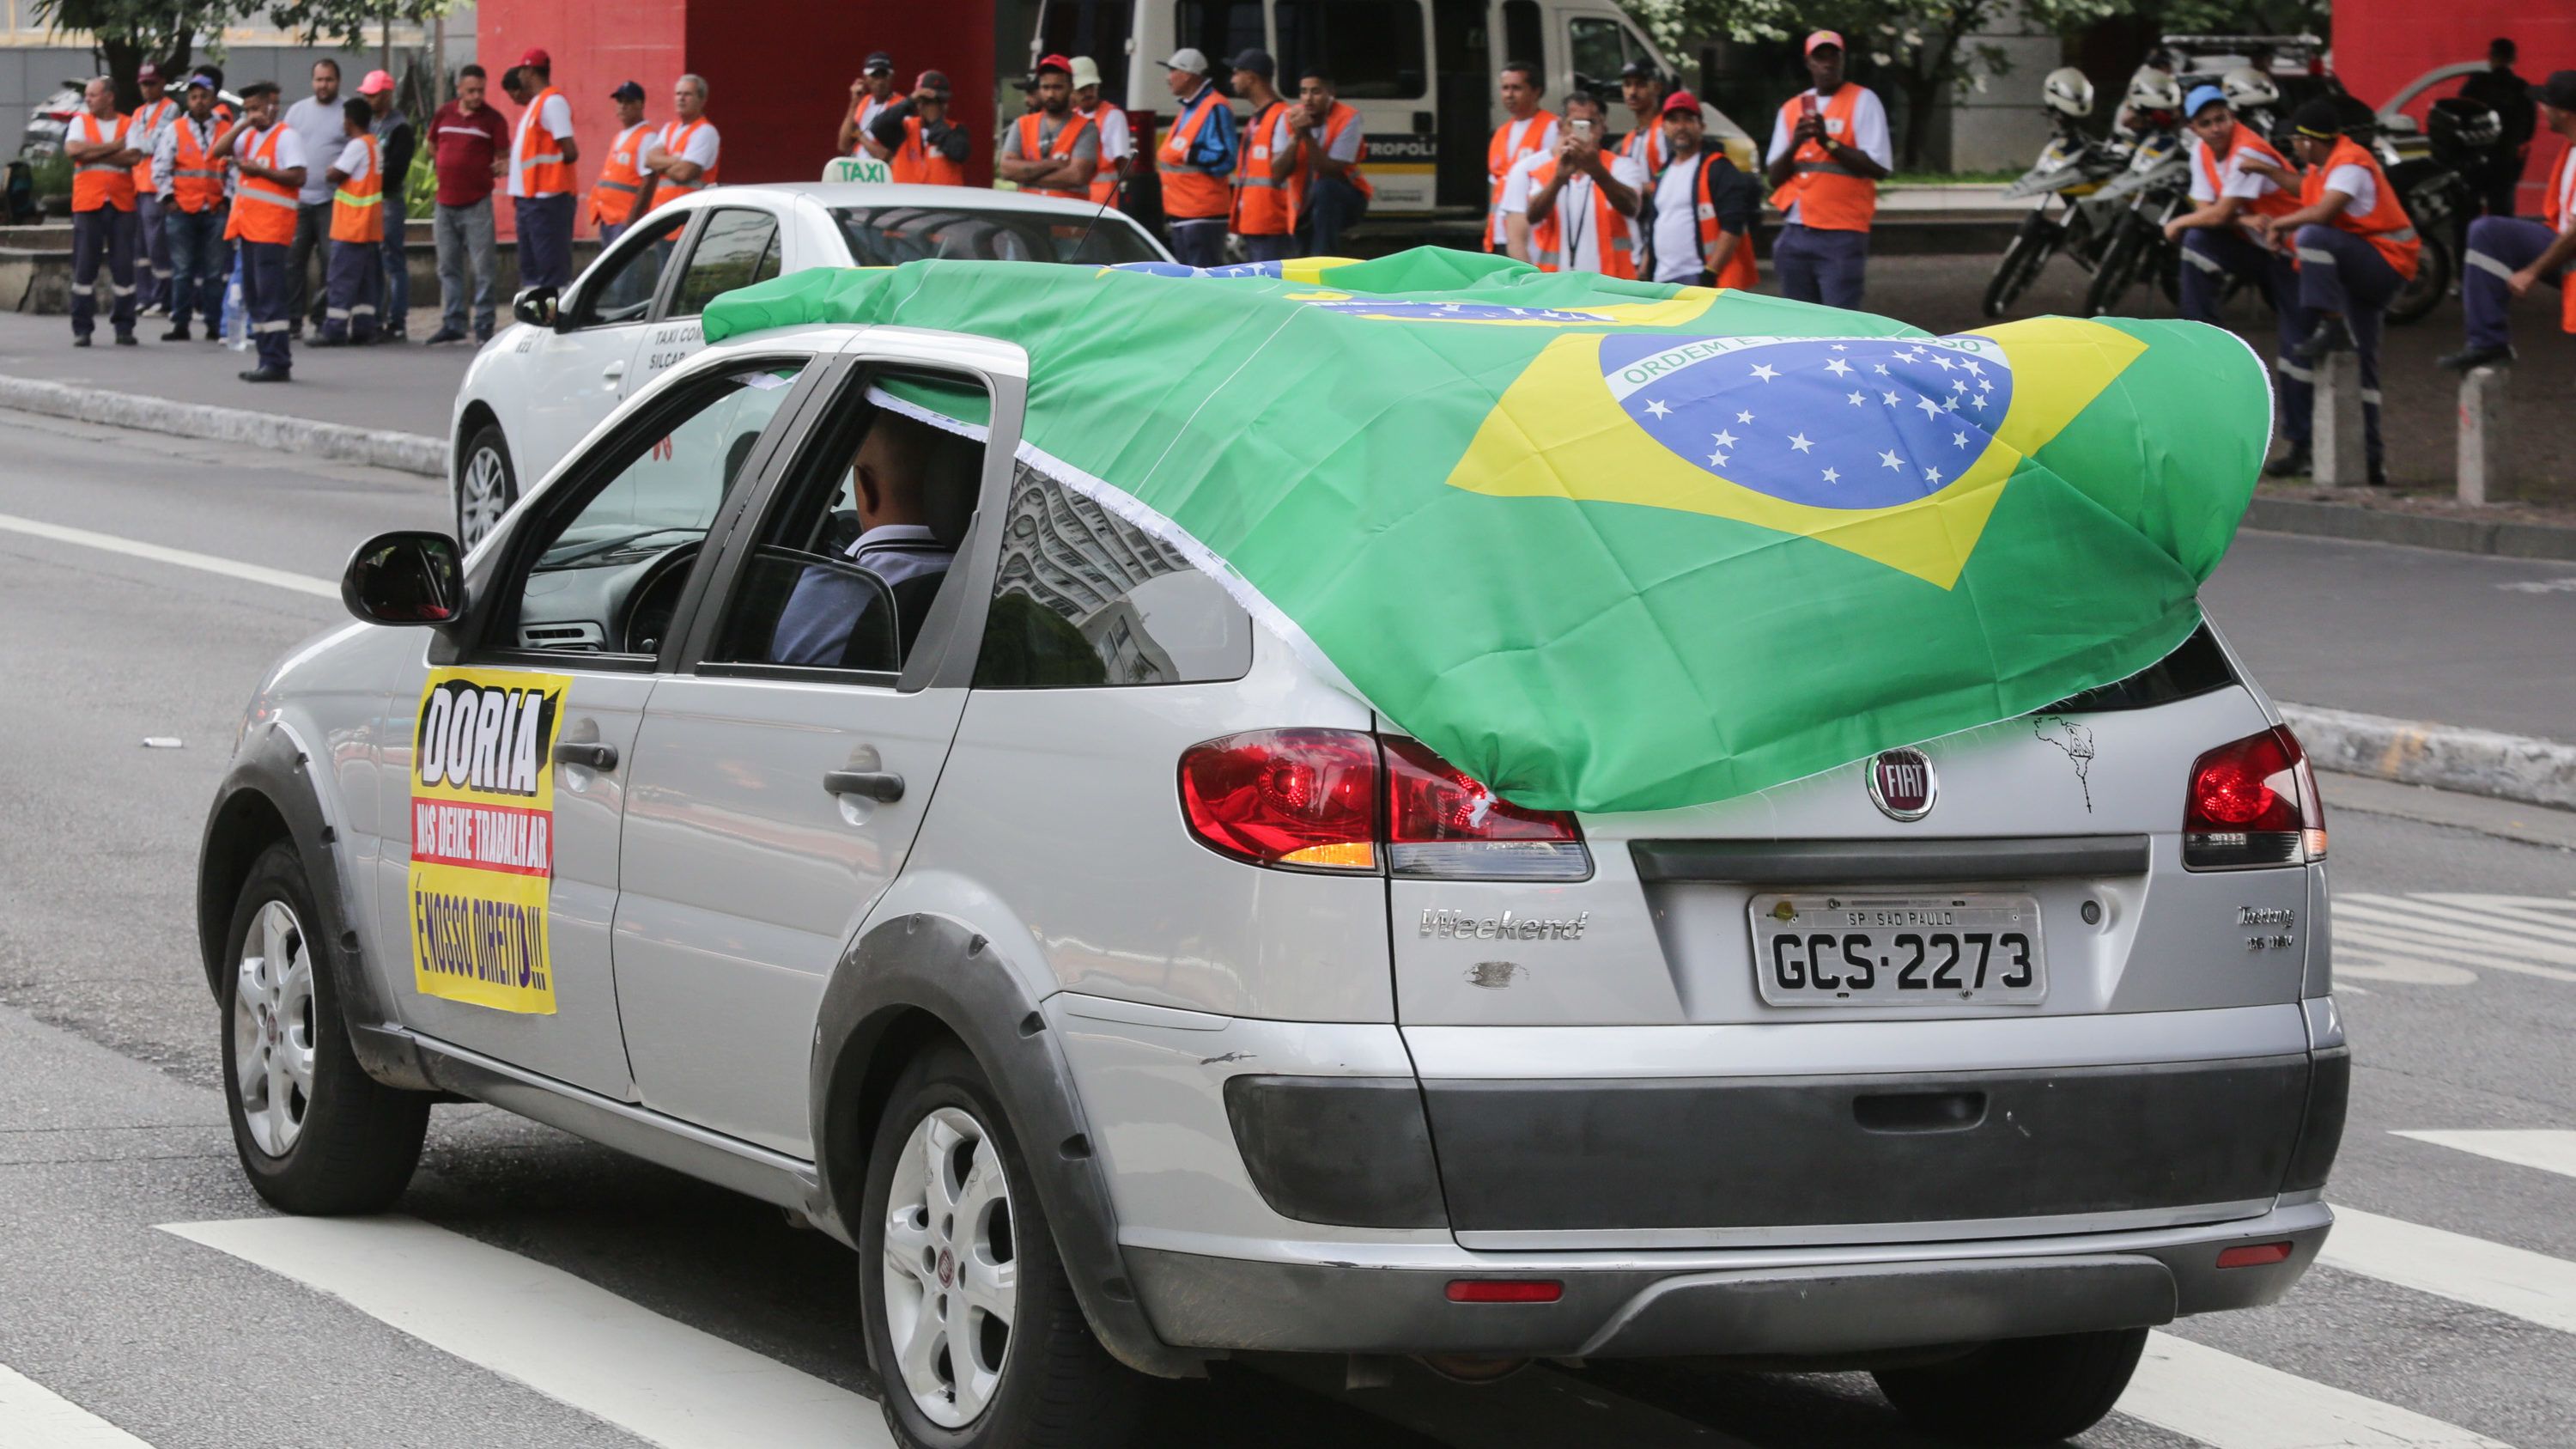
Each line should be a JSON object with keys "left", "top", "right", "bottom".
{"left": 29, "top": 0, "right": 250, "bottom": 109}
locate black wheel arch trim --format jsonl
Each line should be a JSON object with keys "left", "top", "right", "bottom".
{"left": 809, "top": 910, "right": 1208, "bottom": 1379}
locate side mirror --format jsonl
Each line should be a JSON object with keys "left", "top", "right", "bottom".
{"left": 512, "top": 284, "right": 561, "bottom": 331}
{"left": 342, "top": 530, "right": 464, "bottom": 627}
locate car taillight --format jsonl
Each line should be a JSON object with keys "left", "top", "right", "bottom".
{"left": 1382, "top": 736, "right": 1590, "bottom": 880}
{"left": 1178, "top": 732, "right": 1590, "bottom": 880}
{"left": 2184, "top": 726, "right": 2326, "bottom": 870}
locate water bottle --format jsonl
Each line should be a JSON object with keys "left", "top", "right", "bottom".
{"left": 222, "top": 250, "right": 249, "bottom": 350}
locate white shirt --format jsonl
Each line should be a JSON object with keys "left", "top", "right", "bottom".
{"left": 1304, "top": 109, "right": 1364, "bottom": 163}
{"left": 1500, "top": 147, "right": 1646, "bottom": 274}
{"left": 2557, "top": 149, "right": 2576, "bottom": 236}
{"left": 246, "top": 124, "right": 308, "bottom": 182}
{"left": 1650, "top": 152, "right": 1708, "bottom": 283}
{"left": 659, "top": 118, "right": 721, "bottom": 174}
{"left": 854, "top": 92, "right": 896, "bottom": 139}
{"left": 331, "top": 136, "right": 373, "bottom": 185}
{"left": 1764, "top": 85, "right": 1892, "bottom": 225}
{"left": 507, "top": 91, "right": 575, "bottom": 197}
{"left": 1094, "top": 103, "right": 1133, "bottom": 161}
{"left": 2187, "top": 134, "right": 2285, "bottom": 204}
{"left": 129, "top": 98, "right": 177, "bottom": 175}
{"left": 283, "top": 95, "right": 345, "bottom": 204}
{"left": 2320, "top": 161, "right": 2376, "bottom": 218}
{"left": 1487, "top": 114, "right": 1561, "bottom": 244}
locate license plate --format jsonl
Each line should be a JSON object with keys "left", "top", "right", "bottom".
{"left": 1749, "top": 893, "right": 2047, "bottom": 1006}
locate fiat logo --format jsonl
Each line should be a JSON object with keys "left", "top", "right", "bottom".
{"left": 1868, "top": 747, "right": 1937, "bottom": 822}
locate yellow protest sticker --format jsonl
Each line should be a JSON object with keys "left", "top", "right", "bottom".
{"left": 405, "top": 668, "right": 571, "bottom": 1014}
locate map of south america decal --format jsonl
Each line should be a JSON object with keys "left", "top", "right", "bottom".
{"left": 407, "top": 669, "right": 570, "bottom": 1014}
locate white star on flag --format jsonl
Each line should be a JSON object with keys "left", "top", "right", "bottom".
{"left": 1880, "top": 390, "right": 1901, "bottom": 405}
{"left": 1736, "top": 410, "right": 1755, "bottom": 423}
{"left": 1706, "top": 450, "right": 1728, "bottom": 468}
{"left": 1711, "top": 429, "right": 1739, "bottom": 447}
{"left": 1645, "top": 399, "right": 1671, "bottom": 417}
{"left": 1872, "top": 362, "right": 1890, "bottom": 375}
{"left": 1878, "top": 449, "right": 1903, "bottom": 470}
{"left": 1952, "top": 378, "right": 1969, "bottom": 393}
{"left": 1821, "top": 466, "right": 1841, "bottom": 483}
{"left": 1830, "top": 343, "right": 1848, "bottom": 350}
{"left": 1971, "top": 393, "right": 1989, "bottom": 410}
{"left": 1847, "top": 390, "right": 1866, "bottom": 405}
{"left": 1952, "top": 429, "right": 1971, "bottom": 447}
{"left": 1749, "top": 362, "right": 1779, "bottom": 382}
{"left": 1824, "top": 357, "right": 1853, "bottom": 377}
{"left": 1964, "top": 359, "right": 1983, "bottom": 374}
{"left": 1914, "top": 396, "right": 1944, "bottom": 420}
{"left": 1788, "top": 432, "right": 1814, "bottom": 453}
{"left": 1933, "top": 355, "right": 1954, "bottom": 371}
{"left": 1923, "top": 465, "right": 1944, "bottom": 483}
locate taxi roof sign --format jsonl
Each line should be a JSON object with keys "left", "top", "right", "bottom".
{"left": 823, "top": 155, "right": 892, "bottom": 185}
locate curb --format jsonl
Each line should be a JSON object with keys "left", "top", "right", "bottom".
{"left": 0, "top": 375, "right": 446, "bottom": 479}
{"left": 2281, "top": 703, "right": 2576, "bottom": 813}
{"left": 2245, "top": 496, "right": 2576, "bottom": 563}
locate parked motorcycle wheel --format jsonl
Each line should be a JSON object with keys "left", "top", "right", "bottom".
{"left": 2082, "top": 216, "right": 2150, "bottom": 317}
{"left": 2387, "top": 228, "right": 2452, "bottom": 327}
{"left": 1982, "top": 215, "right": 2063, "bottom": 318}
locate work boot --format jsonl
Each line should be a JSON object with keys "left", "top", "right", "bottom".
{"left": 239, "top": 366, "right": 290, "bottom": 383}
{"left": 72, "top": 334, "right": 90, "bottom": 348}
{"left": 2285, "top": 315, "right": 2355, "bottom": 365}
{"left": 2436, "top": 343, "right": 2515, "bottom": 373}
{"left": 162, "top": 324, "right": 191, "bottom": 342}
{"left": 309, "top": 335, "right": 348, "bottom": 348}
{"left": 2262, "top": 447, "right": 2312, "bottom": 479}
{"left": 423, "top": 326, "right": 465, "bottom": 344}
{"left": 2367, "top": 462, "right": 2391, "bottom": 487}
{"left": 113, "top": 332, "right": 137, "bottom": 346}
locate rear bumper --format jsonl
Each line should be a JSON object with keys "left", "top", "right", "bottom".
{"left": 1128, "top": 1198, "right": 2331, "bottom": 1357}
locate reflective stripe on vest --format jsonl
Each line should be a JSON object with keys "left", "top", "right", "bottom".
{"left": 1018, "top": 109, "right": 1097, "bottom": 201}
{"left": 228, "top": 126, "right": 299, "bottom": 244}
{"left": 129, "top": 98, "right": 174, "bottom": 191}
{"left": 70, "top": 113, "right": 138, "bottom": 211}
{"left": 1157, "top": 91, "right": 1230, "bottom": 219}
{"left": 515, "top": 87, "right": 576, "bottom": 196}
{"left": 331, "top": 134, "right": 384, "bottom": 242}
{"left": 2303, "top": 135, "right": 2421, "bottom": 281}
{"left": 644, "top": 119, "right": 719, "bottom": 212}
{"left": 167, "top": 118, "right": 228, "bottom": 212}
{"left": 888, "top": 117, "right": 967, "bottom": 186}
{"left": 1768, "top": 86, "right": 1877, "bottom": 231}
{"left": 1234, "top": 102, "right": 1293, "bottom": 235}
{"left": 1087, "top": 107, "right": 1123, "bottom": 204}
{"left": 589, "top": 122, "right": 653, "bottom": 226}
{"left": 1486, "top": 111, "right": 1556, "bottom": 249}
{"left": 1524, "top": 157, "right": 1636, "bottom": 280}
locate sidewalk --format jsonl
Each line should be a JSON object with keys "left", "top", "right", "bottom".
{"left": 0, "top": 308, "right": 467, "bottom": 438}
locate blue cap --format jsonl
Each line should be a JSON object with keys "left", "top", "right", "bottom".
{"left": 2185, "top": 84, "right": 2228, "bottom": 118}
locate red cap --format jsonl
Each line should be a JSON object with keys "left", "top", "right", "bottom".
{"left": 137, "top": 63, "right": 164, "bottom": 83}
{"left": 519, "top": 46, "right": 552, "bottom": 69}
{"left": 357, "top": 70, "right": 395, "bottom": 95}
{"left": 1661, "top": 88, "right": 1700, "bottom": 117}
{"left": 1034, "top": 52, "right": 1073, "bottom": 77}
{"left": 1803, "top": 30, "right": 1844, "bottom": 55}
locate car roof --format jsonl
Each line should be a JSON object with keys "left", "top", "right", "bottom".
{"left": 661, "top": 181, "right": 1133, "bottom": 222}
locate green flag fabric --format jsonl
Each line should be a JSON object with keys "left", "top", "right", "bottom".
{"left": 702, "top": 251, "right": 2268, "bottom": 814}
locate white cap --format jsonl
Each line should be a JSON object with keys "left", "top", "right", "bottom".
{"left": 1162, "top": 46, "right": 1209, "bottom": 75}
{"left": 1069, "top": 56, "right": 1104, "bottom": 91}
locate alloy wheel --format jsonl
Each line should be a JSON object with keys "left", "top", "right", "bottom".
{"left": 458, "top": 446, "right": 509, "bottom": 549}
{"left": 880, "top": 1105, "right": 1018, "bottom": 1428}
{"left": 231, "top": 899, "right": 315, "bottom": 1157}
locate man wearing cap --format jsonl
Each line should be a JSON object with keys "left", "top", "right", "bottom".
{"left": 1071, "top": 58, "right": 1132, "bottom": 207}
{"left": 841, "top": 54, "right": 900, "bottom": 157}
{"left": 2252, "top": 98, "right": 2421, "bottom": 486}
{"left": 870, "top": 72, "right": 969, "bottom": 186}
{"left": 1765, "top": 30, "right": 1891, "bottom": 308}
{"left": 1156, "top": 49, "right": 1236, "bottom": 265}
{"left": 639, "top": 74, "right": 719, "bottom": 215}
{"left": 1486, "top": 62, "right": 1557, "bottom": 253}
{"left": 591, "top": 82, "right": 654, "bottom": 242}
{"left": 1504, "top": 90, "right": 1642, "bottom": 276}
{"left": 316, "top": 97, "right": 386, "bottom": 347}
{"left": 507, "top": 48, "right": 580, "bottom": 292}
{"left": 221, "top": 82, "right": 305, "bottom": 381}
{"left": 64, "top": 76, "right": 143, "bottom": 347}
{"left": 154, "top": 73, "right": 230, "bottom": 341}
{"left": 1615, "top": 59, "right": 1669, "bottom": 176}
{"left": 1232, "top": 50, "right": 1298, "bottom": 262}
{"left": 2442, "top": 70, "right": 2576, "bottom": 373}
{"left": 1640, "top": 89, "right": 1760, "bottom": 289}
{"left": 359, "top": 70, "right": 414, "bottom": 339}
{"left": 1286, "top": 68, "right": 1370, "bottom": 257}
{"left": 129, "top": 64, "right": 179, "bottom": 316}
{"left": 426, "top": 64, "right": 509, "bottom": 344}
{"left": 283, "top": 58, "right": 346, "bottom": 337}
{"left": 1000, "top": 56, "right": 1099, "bottom": 204}
{"left": 2165, "top": 82, "right": 2312, "bottom": 476}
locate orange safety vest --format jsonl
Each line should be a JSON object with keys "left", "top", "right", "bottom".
{"left": 166, "top": 117, "right": 227, "bottom": 213}
{"left": 129, "top": 97, "right": 176, "bottom": 192}
{"left": 2196, "top": 121, "right": 2303, "bottom": 228}
{"left": 645, "top": 118, "right": 720, "bottom": 211}
{"left": 227, "top": 125, "right": 299, "bottom": 244}
{"left": 1485, "top": 110, "right": 1556, "bottom": 249}
{"left": 1016, "top": 109, "right": 1097, "bottom": 202}
{"left": 1667, "top": 149, "right": 1758, "bottom": 289}
{"left": 1769, "top": 85, "right": 1878, "bottom": 231}
{"left": 2300, "top": 135, "right": 2419, "bottom": 281}
{"left": 1157, "top": 88, "right": 1231, "bottom": 219}
{"left": 1085, "top": 106, "right": 1123, "bottom": 205}
{"left": 2547, "top": 143, "right": 2576, "bottom": 333}
{"left": 514, "top": 86, "right": 576, "bottom": 197}
{"left": 1618, "top": 119, "right": 1668, "bottom": 175}
{"left": 1234, "top": 101, "right": 1294, "bottom": 235}
{"left": 331, "top": 132, "right": 384, "bottom": 242}
{"left": 69, "top": 113, "right": 138, "bottom": 212}
{"left": 848, "top": 93, "right": 895, "bottom": 156}
{"left": 1522, "top": 156, "right": 1636, "bottom": 279}
{"left": 589, "top": 121, "right": 653, "bottom": 226}
{"left": 887, "top": 116, "right": 967, "bottom": 186}
{"left": 1291, "top": 100, "right": 1372, "bottom": 219}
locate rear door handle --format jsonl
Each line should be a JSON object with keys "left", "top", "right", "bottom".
{"left": 603, "top": 360, "right": 626, "bottom": 381}
{"left": 553, "top": 741, "right": 619, "bottom": 771}
{"left": 823, "top": 769, "right": 904, "bottom": 803}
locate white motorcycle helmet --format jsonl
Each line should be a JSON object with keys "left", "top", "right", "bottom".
{"left": 2043, "top": 66, "right": 2095, "bottom": 118}
{"left": 2221, "top": 66, "right": 2280, "bottom": 111}
{"left": 2126, "top": 65, "right": 2184, "bottom": 113}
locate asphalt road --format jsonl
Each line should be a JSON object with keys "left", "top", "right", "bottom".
{"left": 3, "top": 411, "right": 2575, "bottom": 1448}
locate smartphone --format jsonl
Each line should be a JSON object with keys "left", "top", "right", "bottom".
{"left": 1801, "top": 94, "right": 1821, "bottom": 119}
{"left": 1570, "top": 118, "right": 1595, "bottom": 138}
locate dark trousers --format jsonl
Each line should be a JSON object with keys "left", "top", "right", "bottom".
{"left": 1297, "top": 174, "right": 1368, "bottom": 256}
{"left": 136, "top": 192, "right": 171, "bottom": 311}
{"left": 380, "top": 199, "right": 410, "bottom": 333}
{"left": 240, "top": 239, "right": 293, "bottom": 374}
{"left": 2463, "top": 215, "right": 2566, "bottom": 351}
{"left": 164, "top": 204, "right": 228, "bottom": 329}
{"left": 2179, "top": 226, "right": 2313, "bottom": 447}
{"left": 323, "top": 229, "right": 381, "bottom": 342}
{"left": 1242, "top": 232, "right": 1297, "bottom": 263}
{"left": 598, "top": 221, "right": 628, "bottom": 247}
{"left": 2293, "top": 224, "right": 2403, "bottom": 470}
{"left": 69, "top": 205, "right": 138, "bottom": 338}
{"left": 1772, "top": 222, "right": 1868, "bottom": 308}
{"left": 513, "top": 192, "right": 576, "bottom": 289}
{"left": 287, "top": 201, "right": 331, "bottom": 327}
{"left": 1167, "top": 217, "right": 1226, "bottom": 267}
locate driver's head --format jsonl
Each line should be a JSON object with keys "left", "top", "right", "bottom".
{"left": 853, "top": 411, "right": 975, "bottom": 533}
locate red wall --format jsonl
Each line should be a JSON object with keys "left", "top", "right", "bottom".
{"left": 2334, "top": 0, "right": 2576, "bottom": 210}
{"left": 475, "top": 0, "right": 995, "bottom": 238}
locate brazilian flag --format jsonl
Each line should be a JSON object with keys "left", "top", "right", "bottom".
{"left": 703, "top": 250, "right": 2269, "bottom": 814}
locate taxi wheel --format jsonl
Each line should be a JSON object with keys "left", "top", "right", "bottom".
{"left": 220, "top": 842, "right": 430, "bottom": 1215}
{"left": 1874, "top": 1326, "right": 2148, "bottom": 1446}
{"left": 858, "top": 1043, "right": 1145, "bottom": 1449}
{"left": 455, "top": 423, "right": 516, "bottom": 552}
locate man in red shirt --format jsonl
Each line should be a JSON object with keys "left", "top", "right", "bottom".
{"left": 426, "top": 63, "right": 510, "bottom": 344}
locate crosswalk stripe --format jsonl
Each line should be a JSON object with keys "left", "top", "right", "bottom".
{"left": 2319, "top": 1207, "right": 2576, "bottom": 1336}
{"left": 2397, "top": 1129, "right": 2576, "bottom": 1183}
{"left": 2121, "top": 1330, "right": 2514, "bottom": 1448}
{"left": 2413, "top": 894, "right": 2576, "bottom": 935}
{"left": 2331, "top": 922, "right": 2576, "bottom": 984}
{"left": 2341, "top": 894, "right": 2576, "bottom": 952}
{"left": 0, "top": 1363, "right": 155, "bottom": 1448}
{"left": 161, "top": 1215, "right": 891, "bottom": 1449}
{"left": 2336, "top": 898, "right": 2576, "bottom": 972}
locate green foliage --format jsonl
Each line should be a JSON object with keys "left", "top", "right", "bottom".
{"left": 406, "top": 147, "right": 437, "bottom": 216}
{"left": 264, "top": 0, "right": 455, "bottom": 49}
{"left": 30, "top": 151, "right": 74, "bottom": 198}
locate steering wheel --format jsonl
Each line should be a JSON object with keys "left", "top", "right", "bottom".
{"left": 619, "top": 540, "right": 702, "bottom": 655}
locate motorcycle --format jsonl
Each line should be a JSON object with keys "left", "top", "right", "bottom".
{"left": 2367, "top": 96, "right": 2488, "bottom": 326}
{"left": 2081, "top": 122, "right": 2194, "bottom": 317}
{"left": 1981, "top": 119, "right": 2134, "bottom": 318}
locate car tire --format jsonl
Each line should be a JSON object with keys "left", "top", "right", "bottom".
{"left": 858, "top": 1043, "right": 1145, "bottom": 1449}
{"left": 1873, "top": 1326, "right": 2148, "bottom": 1446}
{"left": 219, "top": 841, "right": 431, "bottom": 1215}
{"left": 455, "top": 422, "right": 517, "bottom": 552}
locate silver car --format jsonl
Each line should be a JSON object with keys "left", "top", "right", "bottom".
{"left": 202, "top": 322, "right": 2345, "bottom": 1449}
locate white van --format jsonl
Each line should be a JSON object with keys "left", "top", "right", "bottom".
{"left": 1030, "top": 0, "right": 1754, "bottom": 229}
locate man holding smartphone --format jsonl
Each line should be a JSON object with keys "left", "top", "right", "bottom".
{"left": 1763, "top": 30, "right": 1890, "bottom": 307}
{"left": 1503, "top": 91, "right": 1643, "bottom": 275}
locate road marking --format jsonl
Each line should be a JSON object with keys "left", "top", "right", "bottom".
{"left": 0, "top": 1363, "right": 155, "bottom": 1448}
{"left": 0, "top": 510, "right": 337, "bottom": 599}
{"left": 160, "top": 1215, "right": 890, "bottom": 1449}
{"left": 2333, "top": 894, "right": 2576, "bottom": 984}
{"left": 2320, "top": 1207, "right": 2576, "bottom": 1335}
{"left": 2121, "top": 1330, "right": 2513, "bottom": 1448}
{"left": 2397, "top": 1129, "right": 2576, "bottom": 1182}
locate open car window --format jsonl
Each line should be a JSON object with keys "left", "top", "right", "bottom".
{"left": 569, "top": 210, "right": 690, "bottom": 327}
{"left": 829, "top": 205, "right": 1165, "bottom": 266}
